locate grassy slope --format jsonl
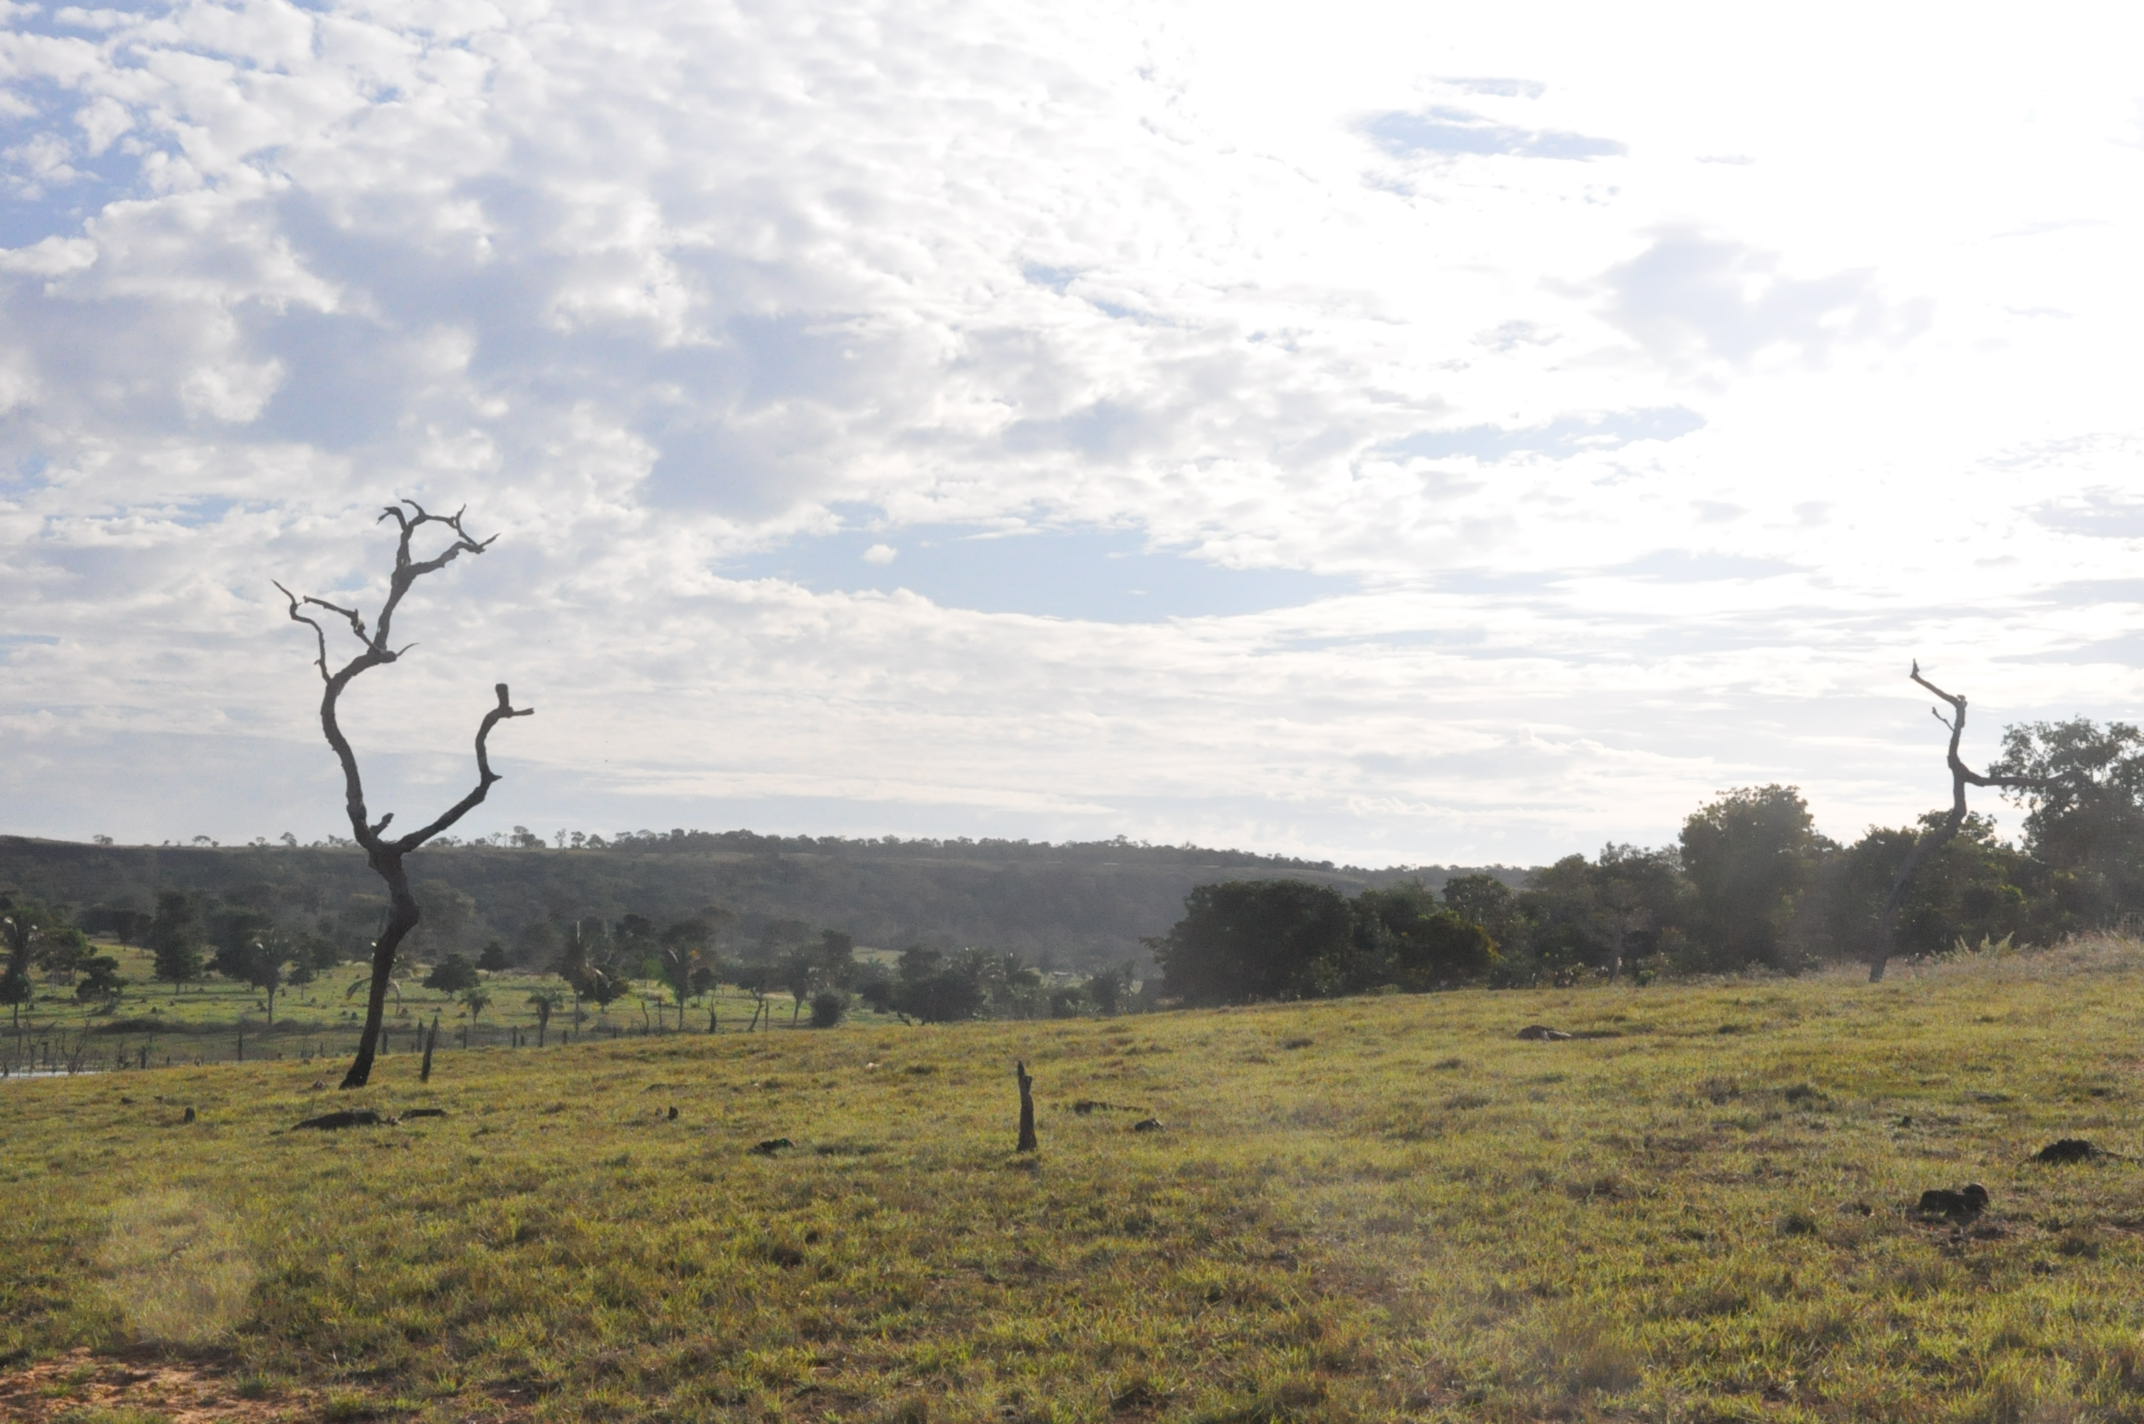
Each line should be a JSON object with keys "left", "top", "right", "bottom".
{"left": 8, "top": 942, "right": 2144, "bottom": 1423}
{"left": 6, "top": 944, "right": 900, "bottom": 1072}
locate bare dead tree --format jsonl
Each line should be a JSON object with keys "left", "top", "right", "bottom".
{"left": 277, "top": 501, "right": 533, "bottom": 1087}
{"left": 1868, "top": 661, "right": 2037, "bottom": 983}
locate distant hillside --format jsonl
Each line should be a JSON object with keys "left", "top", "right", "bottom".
{"left": 0, "top": 831, "right": 1531, "bottom": 970}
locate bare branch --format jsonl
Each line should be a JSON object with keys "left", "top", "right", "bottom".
{"left": 392, "top": 682, "right": 535, "bottom": 854}
{"left": 276, "top": 503, "right": 529, "bottom": 1088}
{"left": 1872, "top": 660, "right": 2041, "bottom": 981}
{"left": 272, "top": 580, "right": 333, "bottom": 682}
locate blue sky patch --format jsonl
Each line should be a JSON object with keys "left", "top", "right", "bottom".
{"left": 725, "top": 522, "right": 1350, "bottom": 621}
{"left": 1390, "top": 406, "right": 1703, "bottom": 461}
{"left": 1365, "top": 107, "right": 1624, "bottom": 161}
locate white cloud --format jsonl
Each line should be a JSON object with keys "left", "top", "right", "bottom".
{"left": 1, "top": 1, "right": 2142, "bottom": 864}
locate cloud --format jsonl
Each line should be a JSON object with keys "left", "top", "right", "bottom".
{"left": 0, "top": 0, "right": 2142, "bottom": 867}
{"left": 1591, "top": 226, "right": 1932, "bottom": 372}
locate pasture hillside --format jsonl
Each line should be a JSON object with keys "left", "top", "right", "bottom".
{"left": 0, "top": 835, "right": 1514, "bottom": 970}
{"left": 8, "top": 940, "right": 2144, "bottom": 1422}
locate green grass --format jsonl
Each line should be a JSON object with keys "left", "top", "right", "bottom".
{"left": 5, "top": 943, "right": 882, "bottom": 1074}
{"left": 9, "top": 938, "right": 2144, "bottom": 1421}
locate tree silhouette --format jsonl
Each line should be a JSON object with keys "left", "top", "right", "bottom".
{"left": 276, "top": 501, "right": 533, "bottom": 1088}
{"left": 1868, "top": 661, "right": 2039, "bottom": 982}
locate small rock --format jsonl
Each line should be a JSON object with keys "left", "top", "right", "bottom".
{"left": 1131, "top": 1117, "right": 1164, "bottom": 1133}
{"left": 750, "top": 1137, "right": 794, "bottom": 1156}
{"left": 1515, "top": 1025, "right": 1571, "bottom": 1041}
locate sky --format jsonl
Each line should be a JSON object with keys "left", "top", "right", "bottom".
{"left": 4, "top": 0, "right": 2144, "bottom": 869}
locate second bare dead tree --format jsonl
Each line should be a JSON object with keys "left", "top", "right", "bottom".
{"left": 277, "top": 502, "right": 533, "bottom": 1088}
{"left": 1868, "top": 661, "right": 2036, "bottom": 983}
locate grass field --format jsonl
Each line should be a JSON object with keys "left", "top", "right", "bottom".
{"left": 8, "top": 939, "right": 2144, "bottom": 1422}
{"left": 3, "top": 943, "right": 899, "bottom": 1076}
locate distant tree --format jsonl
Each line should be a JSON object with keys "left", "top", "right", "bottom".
{"left": 211, "top": 928, "right": 293, "bottom": 1023}
{"left": 1679, "top": 785, "right": 1826, "bottom": 974}
{"left": 424, "top": 953, "right": 481, "bottom": 995}
{"left": 808, "top": 989, "right": 849, "bottom": 1028}
{"left": 1591, "top": 844, "right": 1686, "bottom": 982}
{"left": 477, "top": 940, "right": 509, "bottom": 972}
{"left": 1862, "top": 664, "right": 2043, "bottom": 980}
{"left": 816, "top": 929, "right": 856, "bottom": 983}
{"left": 146, "top": 890, "right": 206, "bottom": 989}
{"left": 75, "top": 954, "right": 126, "bottom": 1006}
{"left": 854, "top": 967, "right": 896, "bottom": 1015}
{"left": 275, "top": 501, "right": 533, "bottom": 1087}
{"left": 32, "top": 923, "right": 92, "bottom": 981}
{"left": 779, "top": 948, "right": 816, "bottom": 1025}
{"left": 1991, "top": 716, "right": 2144, "bottom": 926}
{"left": 1352, "top": 883, "right": 1499, "bottom": 990}
{"left": 893, "top": 946, "right": 987, "bottom": 1023}
{"left": 1440, "top": 874, "right": 1523, "bottom": 948}
{"left": 526, "top": 988, "right": 564, "bottom": 1046}
{"left": 462, "top": 986, "right": 491, "bottom": 1024}
{"left": 1150, "top": 880, "right": 1354, "bottom": 1005}
{"left": 1834, "top": 813, "right": 2033, "bottom": 967}
{"left": 0, "top": 897, "right": 32, "bottom": 1026}
{"left": 1087, "top": 961, "right": 1133, "bottom": 1016}
{"left": 78, "top": 905, "right": 151, "bottom": 946}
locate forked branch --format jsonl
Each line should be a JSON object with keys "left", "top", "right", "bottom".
{"left": 1871, "top": 661, "right": 2041, "bottom": 982}
{"left": 277, "top": 501, "right": 530, "bottom": 1090}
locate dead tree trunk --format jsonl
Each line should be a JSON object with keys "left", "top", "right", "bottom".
{"left": 1015, "top": 1060, "right": 1038, "bottom": 1153}
{"left": 1869, "top": 661, "right": 2038, "bottom": 983}
{"left": 276, "top": 502, "right": 533, "bottom": 1088}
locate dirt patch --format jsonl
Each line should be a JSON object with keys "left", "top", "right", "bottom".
{"left": 0, "top": 1348, "right": 318, "bottom": 1423}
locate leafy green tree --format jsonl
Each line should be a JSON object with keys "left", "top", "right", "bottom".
{"left": 146, "top": 890, "right": 206, "bottom": 989}
{"left": 211, "top": 928, "right": 293, "bottom": 1023}
{"left": 423, "top": 952, "right": 481, "bottom": 995}
{"left": 892, "top": 946, "right": 987, "bottom": 1023}
{"left": 1, "top": 893, "right": 46, "bottom": 1020}
{"left": 1440, "top": 874, "right": 1523, "bottom": 947}
{"left": 1591, "top": 844, "right": 1687, "bottom": 981}
{"left": 1832, "top": 813, "right": 2033, "bottom": 961}
{"left": 75, "top": 954, "right": 126, "bottom": 1006}
{"left": 1150, "top": 880, "right": 1355, "bottom": 1005}
{"left": 809, "top": 989, "right": 849, "bottom": 1028}
{"left": 477, "top": 940, "right": 509, "bottom": 972}
{"left": 1352, "top": 883, "right": 1499, "bottom": 990}
{"left": 462, "top": 986, "right": 491, "bottom": 1024}
{"left": 1992, "top": 718, "right": 2144, "bottom": 923}
{"left": 1679, "top": 786, "right": 1826, "bottom": 973}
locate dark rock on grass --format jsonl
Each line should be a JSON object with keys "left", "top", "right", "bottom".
{"left": 1515, "top": 1024, "right": 1571, "bottom": 1041}
{"left": 2033, "top": 1138, "right": 2122, "bottom": 1164}
{"left": 295, "top": 1109, "right": 390, "bottom": 1131}
{"left": 1913, "top": 1183, "right": 1989, "bottom": 1222}
{"left": 750, "top": 1137, "right": 794, "bottom": 1156}
{"left": 1131, "top": 1118, "right": 1164, "bottom": 1133}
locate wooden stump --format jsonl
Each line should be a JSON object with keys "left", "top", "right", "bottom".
{"left": 1015, "top": 1060, "right": 1038, "bottom": 1153}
